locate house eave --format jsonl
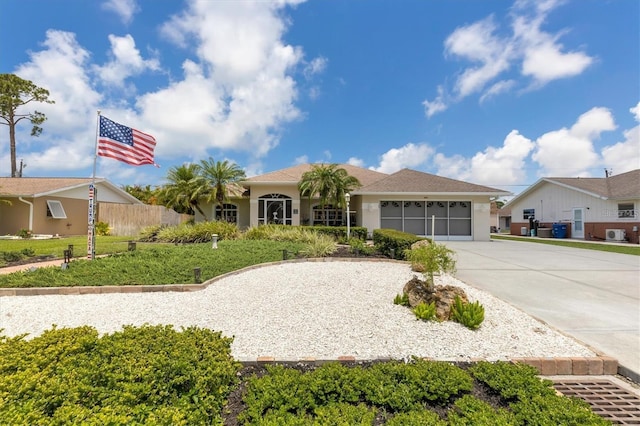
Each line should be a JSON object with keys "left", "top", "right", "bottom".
{"left": 352, "top": 191, "right": 512, "bottom": 197}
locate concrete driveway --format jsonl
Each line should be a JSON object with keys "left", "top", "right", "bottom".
{"left": 444, "top": 239, "right": 640, "bottom": 381}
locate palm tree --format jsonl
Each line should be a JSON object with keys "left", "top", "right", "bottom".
{"left": 161, "top": 164, "right": 210, "bottom": 219}
{"left": 196, "top": 157, "right": 246, "bottom": 221}
{"left": 298, "top": 163, "right": 361, "bottom": 225}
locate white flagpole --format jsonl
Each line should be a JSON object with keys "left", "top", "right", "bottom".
{"left": 87, "top": 110, "right": 101, "bottom": 260}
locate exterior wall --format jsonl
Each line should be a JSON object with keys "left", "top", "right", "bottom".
{"left": 0, "top": 197, "right": 89, "bottom": 236}
{"left": 509, "top": 182, "right": 640, "bottom": 242}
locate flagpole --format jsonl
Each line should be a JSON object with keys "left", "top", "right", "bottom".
{"left": 87, "top": 110, "right": 101, "bottom": 260}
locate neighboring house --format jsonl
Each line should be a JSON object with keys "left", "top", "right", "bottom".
{"left": 497, "top": 206, "right": 512, "bottom": 233}
{"left": 196, "top": 164, "right": 510, "bottom": 241}
{"left": 0, "top": 177, "right": 141, "bottom": 236}
{"left": 504, "top": 169, "right": 640, "bottom": 243}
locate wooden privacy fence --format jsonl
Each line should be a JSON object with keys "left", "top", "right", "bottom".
{"left": 98, "top": 203, "right": 193, "bottom": 236}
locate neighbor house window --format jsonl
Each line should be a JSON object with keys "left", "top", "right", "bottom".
{"left": 523, "top": 208, "right": 535, "bottom": 220}
{"left": 618, "top": 203, "right": 636, "bottom": 218}
{"left": 46, "top": 200, "right": 67, "bottom": 219}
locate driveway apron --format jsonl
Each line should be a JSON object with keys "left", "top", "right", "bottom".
{"left": 444, "top": 240, "right": 640, "bottom": 381}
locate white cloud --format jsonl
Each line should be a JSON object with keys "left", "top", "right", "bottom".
{"left": 423, "top": 85, "right": 448, "bottom": 117}
{"left": 8, "top": 30, "right": 103, "bottom": 172}
{"left": 101, "top": 0, "right": 138, "bottom": 25}
{"left": 601, "top": 102, "right": 640, "bottom": 174}
{"left": 149, "top": 0, "right": 304, "bottom": 159}
{"left": 532, "top": 107, "right": 615, "bottom": 176}
{"left": 468, "top": 130, "right": 535, "bottom": 185}
{"left": 445, "top": 16, "right": 512, "bottom": 97}
{"left": 424, "top": 0, "right": 594, "bottom": 116}
{"left": 434, "top": 130, "right": 534, "bottom": 186}
{"left": 372, "top": 143, "right": 434, "bottom": 174}
{"left": 480, "top": 79, "right": 516, "bottom": 103}
{"left": 303, "top": 56, "right": 327, "bottom": 79}
{"left": 631, "top": 101, "right": 640, "bottom": 121}
{"left": 347, "top": 157, "right": 364, "bottom": 167}
{"left": 95, "top": 34, "right": 160, "bottom": 87}
{"left": 294, "top": 155, "right": 308, "bottom": 164}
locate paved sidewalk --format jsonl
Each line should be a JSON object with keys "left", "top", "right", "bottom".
{"left": 445, "top": 239, "right": 640, "bottom": 382}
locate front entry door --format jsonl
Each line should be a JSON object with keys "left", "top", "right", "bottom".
{"left": 266, "top": 200, "right": 284, "bottom": 224}
{"left": 572, "top": 208, "right": 585, "bottom": 239}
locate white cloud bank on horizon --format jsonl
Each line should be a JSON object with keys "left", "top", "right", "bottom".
{"left": 423, "top": 0, "right": 594, "bottom": 117}
{"left": 369, "top": 103, "right": 639, "bottom": 187}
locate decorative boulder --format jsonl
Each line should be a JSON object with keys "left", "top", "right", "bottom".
{"left": 403, "top": 276, "right": 469, "bottom": 321}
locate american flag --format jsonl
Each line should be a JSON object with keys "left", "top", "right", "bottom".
{"left": 97, "top": 116, "right": 157, "bottom": 166}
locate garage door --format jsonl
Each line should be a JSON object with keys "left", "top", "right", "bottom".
{"left": 380, "top": 201, "right": 472, "bottom": 240}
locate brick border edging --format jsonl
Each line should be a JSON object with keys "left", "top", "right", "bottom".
{"left": 237, "top": 355, "right": 619, "bottom": 376}
{"left": 0, "top": 257, "right": 407, "bottom": 297}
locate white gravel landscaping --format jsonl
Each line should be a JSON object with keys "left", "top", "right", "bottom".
{"left": 0, "top": 261, "right": 595, "bottom": 361}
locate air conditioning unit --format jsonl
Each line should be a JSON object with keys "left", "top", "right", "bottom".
{"left": 606, "top": 229, "right": 626, "bottom": 242}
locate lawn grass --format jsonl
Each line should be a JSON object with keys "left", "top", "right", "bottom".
{"left": 0, "top": 239, "right": 305, "bottom": 288}
{"left": 0, "top": 235, "right": 145, "bottom": 258}
{"left": 491, "top": 234, "right": 640, "bottom": 256}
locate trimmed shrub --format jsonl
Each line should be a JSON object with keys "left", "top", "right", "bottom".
{"left": 155, "top": 220, "right": 240, "bottom": 243}
{"left": 386, "top": 409, "right": 447, "bottom": 426}
{"left": 0, "top": 325, "right": 240, "bottom": 424}
{"left": 373, "top": 229, "right": 425, "bottom": 259}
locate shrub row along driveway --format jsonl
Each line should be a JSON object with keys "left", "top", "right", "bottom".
{"left": 445, "top": 239, "right": 640, "bottom": 381}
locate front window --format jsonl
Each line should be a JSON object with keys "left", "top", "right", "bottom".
{"left": 312, "top": 204, "right": 343, "bottom": 226}
{"left": 618, "top": 203, "right": 637, "bottom": 219}
{"left": 215, "top": 203, "right": 238, "bottom": 223}
{"left": 523, "top": 208, "right": 535, "bottom": 220}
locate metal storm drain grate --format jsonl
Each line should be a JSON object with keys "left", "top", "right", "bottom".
{"left": 552, "top": 377, "right": 640, "bottom": 425}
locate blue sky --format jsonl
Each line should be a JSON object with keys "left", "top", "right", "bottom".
{"left": 1, "top": 0, "right": 638, "bottom": 195}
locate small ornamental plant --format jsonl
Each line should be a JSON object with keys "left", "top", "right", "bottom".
{"left": 393, "top": 292, "right": 409, "bottom": 306}
{"left": 451, "top": 295, "right": 485, "bottom": 330}
{"left": 404, "top": 243, "right": 456, "bottom": 292}
{"left": 412, "top": 301, "right": 437, "bottom": 321}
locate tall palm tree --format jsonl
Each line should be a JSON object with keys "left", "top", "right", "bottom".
{"left": 298, "top": 163, "right": 361, "bottom": 224}
{"left": 161, "top": 164, "right": 210, "bottom": 219}
{"left": 196, "top": 157, "right": 246, "bottom": 221}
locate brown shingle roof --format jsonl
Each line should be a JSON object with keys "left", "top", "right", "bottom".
{"left": 355, "top": 168, "right": 510, "bottom": 195}
{"left": 546, "top": 169, "right": 640, "bottom": 200}
{"left": 0, "top": 177, "right": 97, "bottom": 197}
{"left": 245, "top": 163, "right": 388, "bottom": 188}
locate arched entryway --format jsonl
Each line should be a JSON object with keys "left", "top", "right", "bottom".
{"left": 258, "top": 194, "right": 292, "bottom": 225}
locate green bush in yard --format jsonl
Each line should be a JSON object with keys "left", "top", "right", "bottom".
{"left": 385, "top": 409, "right": 447, "bottom": 426}
{"left": 448, "top": 394, "right": 516, "bottom": 425}
{"left": 0, "top": 325, "right": 241, "bottom": 425}
{"left": 372, "top": 228, "right": 425, "bottom": 259}
{"left": 469, "top": 361, "right": 610, "bottom": 425}
{"left": 155, "top": 220, "right": 240, "bottom": 243}
{"left": 412, "top": 301, "right": 437, "bottom": 321}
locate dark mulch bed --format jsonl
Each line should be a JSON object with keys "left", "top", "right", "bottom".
{"left": 222, "top": 361, "right": 507, "bottom": 425}
{"left": 0, "top": 255, "right": 56, "bottom": 269}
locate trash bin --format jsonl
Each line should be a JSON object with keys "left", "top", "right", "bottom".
{"left": 552, "top": 223, "right": 567, "bottom": 238}
{"left": 521, "top": 226, "right": 528, "bottom": 236}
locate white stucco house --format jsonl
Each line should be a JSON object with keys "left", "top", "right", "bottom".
{"left": 196, "top": 164, "right": 510, "bottom": 241}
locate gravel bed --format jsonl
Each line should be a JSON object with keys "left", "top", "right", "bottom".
{"left": 0, "top": 261, "right": 595, "bottom": 361}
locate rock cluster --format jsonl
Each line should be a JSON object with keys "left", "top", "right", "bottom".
{"left": 402, "top": 275, "right": 469, "bottom": 321}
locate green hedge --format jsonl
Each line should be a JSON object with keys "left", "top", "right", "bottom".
{"left": 306, "top": 225, "right": 368, "bottom": 241}
{"left": 0, "top": 325, "right": 241, "bottom": 425}
{"left": 373, "top": 229, "right": 426, "bottom": 259}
